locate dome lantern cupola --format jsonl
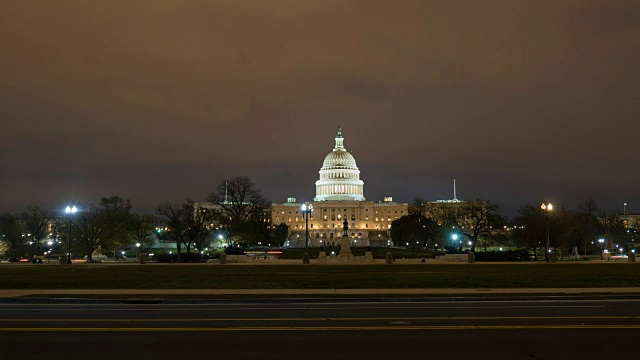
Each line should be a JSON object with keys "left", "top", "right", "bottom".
{"left": 334, "top": 125, "right": 344, "bottom": 149}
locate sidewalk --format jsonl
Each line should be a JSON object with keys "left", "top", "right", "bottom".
{"left": 1, "top": 287, "right": 640, "bottom": 297}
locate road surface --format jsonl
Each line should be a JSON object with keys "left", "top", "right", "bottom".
{"left": 1, "top": 297, "right": 639, "bottom": 359}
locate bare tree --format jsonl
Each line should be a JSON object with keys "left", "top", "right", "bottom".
{"left": 187, "top": 206, "right": 213, "bottom": 254}
{"left": 598, "top": 210, "right": 626, "bottom": 252}
{"left": 512, "top": 203, "right": 546, "bottom": 260}
{"left": 156, "top": 199, "right": 212, "bottom": 261}
{"left": 0, "top": 213, "right": 26, "bottom": 256}
{"left": 457, "top": 200, "right": 501, "bottom": 253}
{"left": 578, "top": 199, "right": 597, "bottom": 257}
{"left": 21, "top": 206, "right": 53, "bottom": 247}
{"left": 206, "top": 177, "right": 270, "bottom": 245}
{"left": 71, "top": 204, "right": 107, "bottom": 262}
{"left": 130, "top": 214, "right": 157, "bottom": 253}
{"left": 72, "top": 196, "right": 133, "bottom": 261}
{"left": 156, "top": 200, "right": 190, "bottom": 262}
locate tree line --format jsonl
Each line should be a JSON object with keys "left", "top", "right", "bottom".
{"left": 0, "top": 177, "right": 288, "bottom": 262}
{"left": 1, "top": 181, "right": 635, "bottom": 260}
{"left": 392, "top": 198, "right": 635, "bottom": 258}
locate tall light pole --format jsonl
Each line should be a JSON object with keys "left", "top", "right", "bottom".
{"left": 599, "top": 238, "right": 605, "bottom": 256}
{"left": 47, "top": 241, "right": 53, "bottom": 263}
{"left": 301, "top": 203, "right": 313, "bottom": 254}
{"left": 64, "top": 205, "right": 78, "bottom": 264}
{"left": 541, "top": 202, "right": 553, "bottom": 263}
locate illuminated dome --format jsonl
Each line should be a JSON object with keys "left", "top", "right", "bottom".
{"left": 314, "top": 126, "right": 365, "bottom": 201}
{"left": 321, "top": 150, "right": 358, "bottom": 170}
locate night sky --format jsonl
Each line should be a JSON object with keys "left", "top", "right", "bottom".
{"left": 2, "top": 1, "right": 639, "bottom": 216}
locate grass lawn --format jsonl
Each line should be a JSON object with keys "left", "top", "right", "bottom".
{"left": 0, "top": 263, "right": 638, "bottom": 290}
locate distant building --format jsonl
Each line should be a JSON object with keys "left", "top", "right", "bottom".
{"left": 198, "top": 126, "right": 484, "bottom": 248}
{"left": 271, "top": 127, "right": 407, "bottom": 247}
{"left": 621, "top": 214, "right": 640, "bottom": 231}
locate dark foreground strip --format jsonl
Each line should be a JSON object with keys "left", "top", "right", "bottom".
{"left": 3, "top": 325, "right": 640, "bottom": 332}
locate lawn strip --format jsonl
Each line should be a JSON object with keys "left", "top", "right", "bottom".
{"left": 0, "top": 263, "right": 638, "bottom": 290}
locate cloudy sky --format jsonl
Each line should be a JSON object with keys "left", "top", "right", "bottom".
{"left": 1, "top": 1, "right": 639, "bottom": 216}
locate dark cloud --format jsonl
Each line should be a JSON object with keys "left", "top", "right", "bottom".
{"left": 1, "top": 0, "right": 639, "bottom": 215}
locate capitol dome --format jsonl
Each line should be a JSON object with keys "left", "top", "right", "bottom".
{"left": 314, "top": 126, "right": 365, "bottom": 201}
{"left": 321, "top": 149, "right": 358, "bottom": 170}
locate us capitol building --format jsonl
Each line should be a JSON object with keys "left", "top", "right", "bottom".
{"left": 272, "top": 126, "right": 408, "bottom": 248}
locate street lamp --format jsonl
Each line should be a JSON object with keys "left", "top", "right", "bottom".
{"left": 64, "top": 205, "right": 78, "bottom": 264}
{"left": 136, "top": 242, "right": 141, "bottom": 256}
{"left": 301, "top": 203, "right": 313, "bottom": 254}
{"left": 541, "top": 202, "right": 553, "bottom": 263}
{"left": 599, "top": 238, "right": 605, "bottom": 255}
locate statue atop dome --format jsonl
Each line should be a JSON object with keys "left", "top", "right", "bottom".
{"left": 334, "top": 126, "right": 345, "bottom": 150}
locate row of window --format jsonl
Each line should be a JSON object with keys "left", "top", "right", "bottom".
{"left": 276, "top": 216, "right": 398, "bottom": 223}
{"left": 291, "top": 224, "right": 392, "bottom": 230}
{"left": 278, "top": 209, "right": 404, "bottom": 214}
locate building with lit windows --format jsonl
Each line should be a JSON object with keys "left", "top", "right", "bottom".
{"left": 272, "top": 127, "right": 408, "bottom": 247}
{"left": 195, "top": 126, "right": 475, "bottom": 249}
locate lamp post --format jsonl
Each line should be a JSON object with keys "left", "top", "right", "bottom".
{"left": 136, "top": 242, "right": 141, "bottom": 257}
{"left": 64, "top": 205, "right": 78, "bottom": 264}
{"left": 301, "top": 203, "right": 313, "bottom": 254}
{"left": 541, "top": 203, "right": 553, "bottom": 263}
{"left": 599, "top": 238, "right": 605, "bottom": 255}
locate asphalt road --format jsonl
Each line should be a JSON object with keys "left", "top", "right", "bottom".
{"left": 1, "top": 297, "right": 639, "bottom": 359}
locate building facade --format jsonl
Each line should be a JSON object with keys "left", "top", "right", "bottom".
{"left": 272, "top": 126, "right": 408, "bottom": 247}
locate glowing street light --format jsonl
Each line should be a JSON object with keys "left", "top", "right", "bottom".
{"left": 301, "top": 203, "right": 313, "bottom": 259}
{"left": 64, "top": 205, "right": 78, "bottom": 265}
{"left": 541, "top": 202, "right": 553, "bottom": 263}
